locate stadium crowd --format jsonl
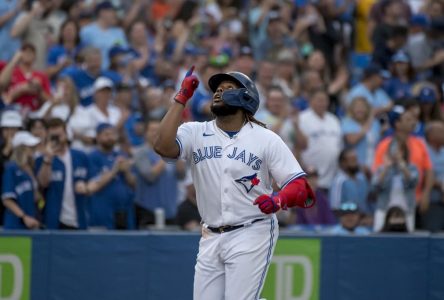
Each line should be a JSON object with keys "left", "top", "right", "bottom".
{"left": 0, "top": 0, "right": 443, "bottom": 234}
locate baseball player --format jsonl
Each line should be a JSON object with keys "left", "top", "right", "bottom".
{"left": 154, "top": 67, "right": 315, "bottom": 300}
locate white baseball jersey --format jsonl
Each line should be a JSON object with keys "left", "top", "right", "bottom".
{"left": 176, "top": 120, "right": 305, "bottom": 227}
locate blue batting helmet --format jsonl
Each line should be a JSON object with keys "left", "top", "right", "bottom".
{"left": 208, "top": 72, "right": 260, "bottom": 115}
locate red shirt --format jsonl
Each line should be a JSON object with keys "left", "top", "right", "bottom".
{"left": 0, "top": 61, "right": 51, "bottom": 111}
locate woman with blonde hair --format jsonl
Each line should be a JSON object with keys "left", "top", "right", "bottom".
{"left": 2, "top": 131, "right": 41, "bottom": 229}
{"left": 341, "top": 96, "right": 381, "bottom": 168}
{"left": 38, "top": 76, "right": 80, "bottom": 122}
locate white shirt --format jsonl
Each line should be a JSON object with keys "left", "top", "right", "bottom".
{"left": 59, "top": 150, "right": 78, "bottom": 227}
{"left": 69, "top": 104, "right": 121, "bottom": 152}
{"left": 176, "top": 120, "right": 305, "bottom": 227}
{"left": 299, "top": 108, "right": 342, "bottom": 189}
{"left": 86, "top": 104, "right": 122, "bottom": 129}
{"left": 255, "top": 110, "right": 295, "bottom": 151}
{"left": 32, "top": 101, "right": 71, "bottom": 121}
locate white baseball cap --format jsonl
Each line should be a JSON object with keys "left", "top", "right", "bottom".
{"left": 93, "top": 77, "right": 114, "bottom": 93}
{"left": 0, "top": 110, "right": 23, "bottom": 128}
{"left": 12, "top": 131, "right": 41, "bottom": 148}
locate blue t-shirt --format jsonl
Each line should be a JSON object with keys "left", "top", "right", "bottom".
{"left": 124, "top": 113, "right": 144, "bottom": 147}
{"left": 134, "top": 148, "right": 179, "bottom": 219}
{"left": 346, "top": 83, "right": 392, "bottom": 109}
{"left": 2, "top": 162, "right": 37, "bottom": 229}
{"left": 61, "top": 66, "right": 121, "bottom": 106}
{"left": 329, "top": 171, "right": 370, "bottom": 213}
{"left": 0, "top": 0, "right": 21, "bottom": 61}
{"left": 190, "top": 88, "right": 212, "bottom": 122}
{"left": 35, "top": 149, "right": 90, "bottom": 229}
{"left": 383, "top": 77, "right": 413, "bottom": 101}
{"left": 88, "top": 149, "right": 135, "bottom": 229}
{"left": 341, "top": 116, "right": 381, "bottom": 166}
{"left": 47, "top": 45, "right": 83, "bottom": 67}
{"left": 80, "top": 22, "right": 128, "bottom": 69}
{"left": 428, "top": 145, "right": 444, "bottom": 204}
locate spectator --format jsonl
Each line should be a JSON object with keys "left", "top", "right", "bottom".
{"left": 68, "top": 76, "right": 118, "bottom": 153}
{"left": 256, "top": 10, "right": 297, "bottom": 61}
{"left": 422, "top": 121, "right": 444, "bottom": 232}
{"left": 417, "top": 86, "right": 443, "bottom": 131}
{"left": 256, "top": 85, "right": 307, "bottom": 155}
{"left": 33, "top": 76, "right": 80, "bottom": 122}
{"left": 294, "top": 166, "right": 336, "bottom": 226}
{"left": 330, "top": 149, "right": 370, "bottom": 214}
{"left": 88, "top": 77, "right": 123, "bottom": 132}
{"left": 405, "top": 14, "right": 433, "bottom": 76}
{"left": 0, "top": 109, "right": 23, "bottom": 225}
{"left": 108, "top": 45, "right": 139, "bottom": 85}
{"left": 127, "top": 20, "right": 158, "bottom": 84}
{"left": 134, "top": 118, "right": 186, "bottom": 228}
{"left": 274, "top": 49, "right": 299, "bottom": 99}
{"left": 372, "top": 138, "right": 419, "bottom": 232}
{"left": 2, "top": 131, "right": 41, "bottom": 229}
{"left": 26, "top": 117, "right": 47, "bottom": 156}
{"left": 35, "top": 118, "right": 90, "bottom": 230}
{"left": 10, "top": 0, "right": 56, "bottom": 70}
{"left": 114, "top": 83, "right": 144, "bottom": 151}
{"left": 341, "top": 96, "right": 381, "bottom": 168}
{"left": 231, "top": 46, "right": 255, "bottom": 80}
{"left": 372, "top": 25, "right": 408, "bottom": 69}
{"left": 373, "top": 105, "right": 434, "bottom": 224}
{"left": 46, "top": 19, "right": 82, "bottom": 81}
{"left": 329, "top": 202, "right": 371, "bottom": 235}
{"left": 384, "top": 51, "right": 416, "bottom": 101}
{"left": 299, "top": 89, "right": 342, "bottom": 193}
{"left": 176, "top": 172, "right": 201, "bottom": 231}
{"left": 86, "top": 123, "right": 136, "bottom": 229}
{"left": 346, "top": 64, "right": 393, "bottom": 116}
{"left": 61, "top": 47, "right": 120, "bottom": 107}
{"left": 0, "top": 0, "right": 23, "bottom": 61}
{"left": 80, "top": 1, "right": 128, "bottom": 70}
{"left": 255, "top": 60, "right": 276, "bottom": 112}
{"left": 0, "top": 44, "right": 51, "bottom": 113}
{"left": 189, "top": 63, "right": 220, "bottom": 122}
{"left": 369, "top": 0, "right": 411, "bottom": 53}
{"left": 292, "top": 70, "right": 324, "bottom": 112}
{"left": 381, "top": 206, "right": 409, "bottom": 232}
{"left": 248, "top": 0, "right": 276, "bottom": 60}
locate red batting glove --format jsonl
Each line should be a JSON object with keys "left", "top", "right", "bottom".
{"left": 253, "top": 192, "right": 287, "bottom": 214}
{"left": 174, "top": 66, "right": 199, "bottom": 105}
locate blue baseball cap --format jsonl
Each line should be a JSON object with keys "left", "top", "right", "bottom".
{"left": 96, "top": 122, "right": 114, "bottom": 134}
{"left": 95, "top": 1, "right": 115, "bottom": 14}
{"left": 410, "top": 14, "right": 430, "bottom": 28}
{"left": 391, "top": 51, "right": 410, "bottom": 63}
{"left": 363, "top": 64, "right": 391, "bottom": 79}
{"left": 417, "top": 87, "right": 437, "bottom": 104}
{"left": 109, "top": 46, "right": 131, "bottom": 59}
{"left": 388, "top": 105, "right": 406, "bottom": 127}
{"left": 184, "top": 45, "right": 209, "bottom": 56}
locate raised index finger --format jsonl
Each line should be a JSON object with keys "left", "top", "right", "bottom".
{"left": 185, "top": 66, "right": 195, "bottom": 77}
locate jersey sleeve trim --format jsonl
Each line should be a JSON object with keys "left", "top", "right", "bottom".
{"left": 176, "top": 137, "right": 183, "bottom": 158}
{"left": 2, "top": 192, "right": 17, "bottom": 201}
{"left": 280, "top": 171, "right": 306, "bottom": 189}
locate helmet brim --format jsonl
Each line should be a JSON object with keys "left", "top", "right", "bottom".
{"left": 208, "top": 73, "right": 245, "bottom": 93}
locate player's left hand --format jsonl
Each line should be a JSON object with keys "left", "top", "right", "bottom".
{"left": 253, "top": 192, "right": 287, "bottom": 214}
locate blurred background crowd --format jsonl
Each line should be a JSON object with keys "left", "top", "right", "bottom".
{"left": 0, "top": 0, "right": 443, "bottom": 234}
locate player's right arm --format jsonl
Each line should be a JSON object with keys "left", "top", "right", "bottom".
{"left": 154, "top": 66, "right": 199, "bottom": 159}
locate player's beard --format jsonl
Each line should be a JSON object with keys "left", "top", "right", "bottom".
{"left": 211, "top": 102, "right": 240, "bottom": 116}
